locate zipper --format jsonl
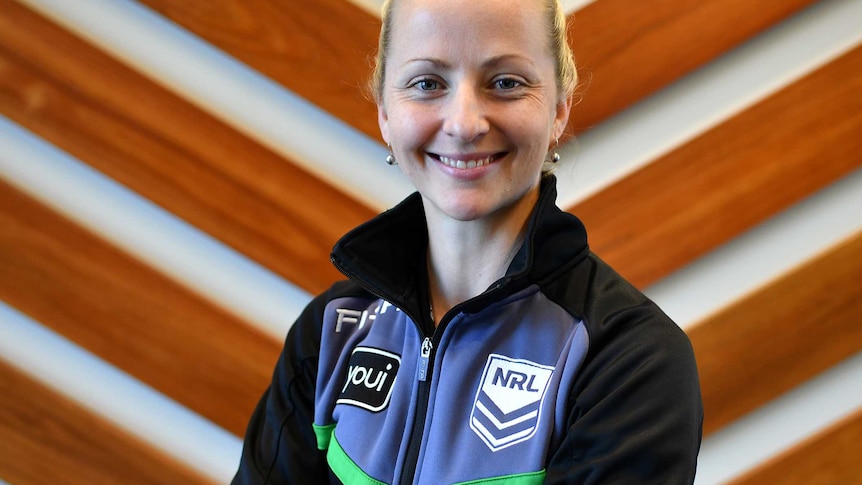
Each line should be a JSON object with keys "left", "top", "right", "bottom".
{"left": 400, "top": 337, "right": 435, "bottom": 484}
{"left": 332, "top": 254, "right": 437, "bottom": 484}
{"left": 332, "top": 254, "right": 512, "bottom": 484}
{"left": 417, "top": 337, "right": 432, "bottom": 381}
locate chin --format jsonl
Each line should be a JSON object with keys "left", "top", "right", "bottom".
{"left": 424, "top": 195, "right": 488, "bottom": 222}
{"left": 424, "top": 189, "right": 532, "bottom": 224}
{"left": 439, "top": 205, "right": 488, "bottom": 222}
{"left": 438, "top": 197, "right": 514, "bottom": 223}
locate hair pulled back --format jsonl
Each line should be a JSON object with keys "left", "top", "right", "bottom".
{"left": 368, "top": 0, "right": 577, "bottom": 104}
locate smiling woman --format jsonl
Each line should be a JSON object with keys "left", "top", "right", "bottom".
{"left": 232, "top": 0, "right": 703, "bottom": 484}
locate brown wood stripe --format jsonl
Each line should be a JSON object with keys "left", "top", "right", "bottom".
{"left": 0, "top": 359, "right": 215, "bottom": 485}
{"left": 0, "top": 0, "right": 857, "bottom": 474}
{"left": 689, "top": 230, "right": 862, "bottom": 437}
{"left": 137, "top": 0, "right": 383, "bottom": 139}
{"left": 568, "top": 0, "right": 819, "bottom": 132}
{"left": 3, "top": 1, "right": 849, "bottom": 296}
{"left": 727, "top": 407, "right": 862, "bottom": 485}
{"left": 0, "top": 0, "right": 376, "bottom": 296}
{"left": 137, "top": 0, "right": 817, "bottom": 138}
{"left": 0, "top": 178, "right": 280, "bottom": 436}
{"left": 570, "top": 44, "right": 862, "bottom": 289}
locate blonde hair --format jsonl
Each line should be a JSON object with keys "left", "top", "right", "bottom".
{"left": 368, "top": 0, "right": 577, "bottom": 104}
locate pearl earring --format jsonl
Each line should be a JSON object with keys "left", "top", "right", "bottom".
{"left": 386, "top": 144, "right": 397, "bottom": 166}
{"left": 548, "top": 137, "right": 560, "bottom": 164}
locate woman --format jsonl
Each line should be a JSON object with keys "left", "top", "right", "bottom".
{"left": 233, "top": 0, "right": 703, "bottom": 483}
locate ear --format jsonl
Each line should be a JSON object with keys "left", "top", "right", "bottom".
{"left": 552, "top": 96, "right": 572, "bottom": 142}
{"left": 378, "top": 103, "right": 390, "bottom": 145}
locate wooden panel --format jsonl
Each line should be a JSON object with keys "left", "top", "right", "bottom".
{"left": 689, "top": 230, "right": 862, "bottom": 437}
{"left": 137, "top": 0, "right": 382, "bottom": 139}
{"left": 728, "top": 408, "right": 862, "bottom": 485}
{"left": 2, "top": 1, "right": 843, "bottom": 295}
{"left": 0, "top": 179, "right": 280, "bottom": 436}
{"left": 137, "top": 0, "right": 816, "bottom": 137}
{"left": 0, "top": 359, "right": 214, "bottom": 485}
{"left": 0, "top": 0, "right": 376, "bottom": 296}
{"left": 570, "top": 44, "right": 862, "bottom": 289}
{"left": 568, "top": 0, "right": 818, "bottom": 132}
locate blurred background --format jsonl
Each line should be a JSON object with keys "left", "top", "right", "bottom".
{"left": 1, "top": 0, "right": 861, "bottom": 483}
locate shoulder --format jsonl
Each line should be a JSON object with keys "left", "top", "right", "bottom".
{"left": 282, "top": 279, "right": 374, "bottom": 356}
{"left": 542, "top": 252, "right": 699, "bottom": 406}
{"left": 543, "top": 254, "right": 703, "bottom": 483}
{"left": 543, "top": 252, "right": 688, "bottom": 349}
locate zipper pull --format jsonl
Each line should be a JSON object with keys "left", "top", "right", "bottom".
{"left": 417, "top": 337, "right": 433, "bottom": 381}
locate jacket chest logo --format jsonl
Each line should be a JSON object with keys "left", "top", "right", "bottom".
{"left": 337, "top": 346, "right": 401, "bottom": 412}
{"left": 470, "top": 354, "right": 554, "bottom": 452}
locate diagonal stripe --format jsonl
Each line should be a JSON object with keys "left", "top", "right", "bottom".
{"left": 471, "top": 417, "right": 536, "bottom": 449}
{"left": 0, "top": 358, "right": 215, "bottom": 484}
{"left": 0, "top": 302, "right": 239, "bottom": 483}
{"left": 726, "top": 407, "right": 862, "bottom": 485}
{"left": 568, "top": 0, "right": 819, "bottom": 133}
{"left": 571, "top": 43, "right": 862, "bottom": 289}
{"left": 476, "top": 391, "right": 541, "bottom": 424}
{"left": 475, "top": 399, "right": 539, "bottom": 430}
{"left": 130, "top": 0, "right": 820, "bottom": 139}
{"left": 0, "top": 176, "right": 281, "bottom": 437}
{"left": 0, "top": 0, "right": 376, "bottom": 295}
{"left": 690, "top": 229, "right": 862, "bottom": 437}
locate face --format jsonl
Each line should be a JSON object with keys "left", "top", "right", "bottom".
{"left": 378, "top": 0, "right": 571, "bottom": 223}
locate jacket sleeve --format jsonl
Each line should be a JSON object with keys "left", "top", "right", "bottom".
{"left": 546, "top": 274, "right": 703, "bottom": 484}
{"left": 232, "top": 291, "right": 334, "bottom": 485}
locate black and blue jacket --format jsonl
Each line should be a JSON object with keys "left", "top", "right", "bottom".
{"left": 233, "top": 177, "right": 703, "bottom": 484}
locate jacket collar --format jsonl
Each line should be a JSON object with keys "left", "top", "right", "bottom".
{"left": 330, "top": 176, "right": 590, "bottom": 321}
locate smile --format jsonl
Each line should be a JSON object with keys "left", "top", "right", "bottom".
{"left": 431, "top": 153, "right": 505, "bottom": 169}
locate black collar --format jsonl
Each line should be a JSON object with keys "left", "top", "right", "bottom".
{"left": 330, "top": 175, "right": 589, "bottom": 325}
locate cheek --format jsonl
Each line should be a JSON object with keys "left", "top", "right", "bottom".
{"left": 388, "top": 103, "right": 439, "bottom": 147}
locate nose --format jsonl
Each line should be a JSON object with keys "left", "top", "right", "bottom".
{"left": 442, "top": 84, "right": 489, "bottom": 143}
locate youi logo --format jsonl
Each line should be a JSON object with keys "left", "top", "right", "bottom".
{"left": 337, "top": 347, "right": 401, "bottom": 412}
{"left": 470, "top": 354, "right": 554, "bottom": 452}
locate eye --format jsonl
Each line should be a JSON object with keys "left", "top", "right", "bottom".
{"left": 411, "top": 78, "right": 440, "bottom": 91}
{"left": 494, "top": 78, "right": 522, "bottom": 90}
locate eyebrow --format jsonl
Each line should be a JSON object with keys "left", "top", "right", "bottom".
{"left": 403, "top": 57, "right": 451, "bottom": 69}
{"left": 403, "top": 54, "right": 536, "bottom": 70}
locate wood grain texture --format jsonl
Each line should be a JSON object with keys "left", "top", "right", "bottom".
{"left": 0, "top": 359, "right": 214, "bottom": 485}
{"left": 727, "top": 408, "right": 862, "bottom": 485}
{"left": 1, "top": 0, "right": 838, "bottom": 295}
{"left": 568, "top": 0, "right": 818, "bottom": 132}
{"left": 690, "top": 230, "right": 862, "bottom": 437}
{"left": 0, "top": 179, "right": 281, "bottom": 436}
{"left": 138, "top": 0, "right": 383, "bottom": 139}
{"left": 137, "top": 0, "right": 818, "bottom": 137}
{"left": 0, "top": 0, "right": 376, "bottom": 296}
{"left": 570, "top": 44, "right": 862, "bottom": 289}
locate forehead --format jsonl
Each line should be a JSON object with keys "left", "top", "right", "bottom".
{"left": 387, "top": 0, "right": 551, "bottom": 64}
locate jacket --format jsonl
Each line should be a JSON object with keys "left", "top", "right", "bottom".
{"left": 233, "top": 176, "right": 703, "bottom": 484}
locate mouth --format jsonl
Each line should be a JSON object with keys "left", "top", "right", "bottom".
{"left": 428, "top": 152, "right": 507, "bottom": 169}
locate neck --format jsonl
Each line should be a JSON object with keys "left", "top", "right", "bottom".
{"left": 424, "top": 189, "right": 538, "bottom": 326}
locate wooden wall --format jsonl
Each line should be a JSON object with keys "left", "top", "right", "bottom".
{"left": 1, "top": 0, "right": 861, "bottom": 483}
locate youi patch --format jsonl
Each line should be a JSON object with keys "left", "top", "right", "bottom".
{"left": 470, "top": 354, "right": 554, "bottom": 452}
{"left": 337, "top": 346, "right": 401, "bottom": 412}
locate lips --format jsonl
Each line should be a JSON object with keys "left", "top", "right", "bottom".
{"left": 429, "top": 152, "right": 506, "bottom": 169}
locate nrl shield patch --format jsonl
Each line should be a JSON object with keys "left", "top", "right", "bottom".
{"left": 470, "top": 354, "right": 554, "bottom": 452}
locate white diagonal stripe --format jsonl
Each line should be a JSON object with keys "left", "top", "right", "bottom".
{"left": 475, "top": 399, "right": 539, "bottom": 430}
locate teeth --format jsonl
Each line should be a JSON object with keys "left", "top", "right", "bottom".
{"left": 439, "top": 155, "right": 493, "bottom": 169}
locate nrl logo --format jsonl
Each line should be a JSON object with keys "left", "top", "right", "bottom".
{"left": 470, "top": 354, "right": 554, "bottom": 452}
